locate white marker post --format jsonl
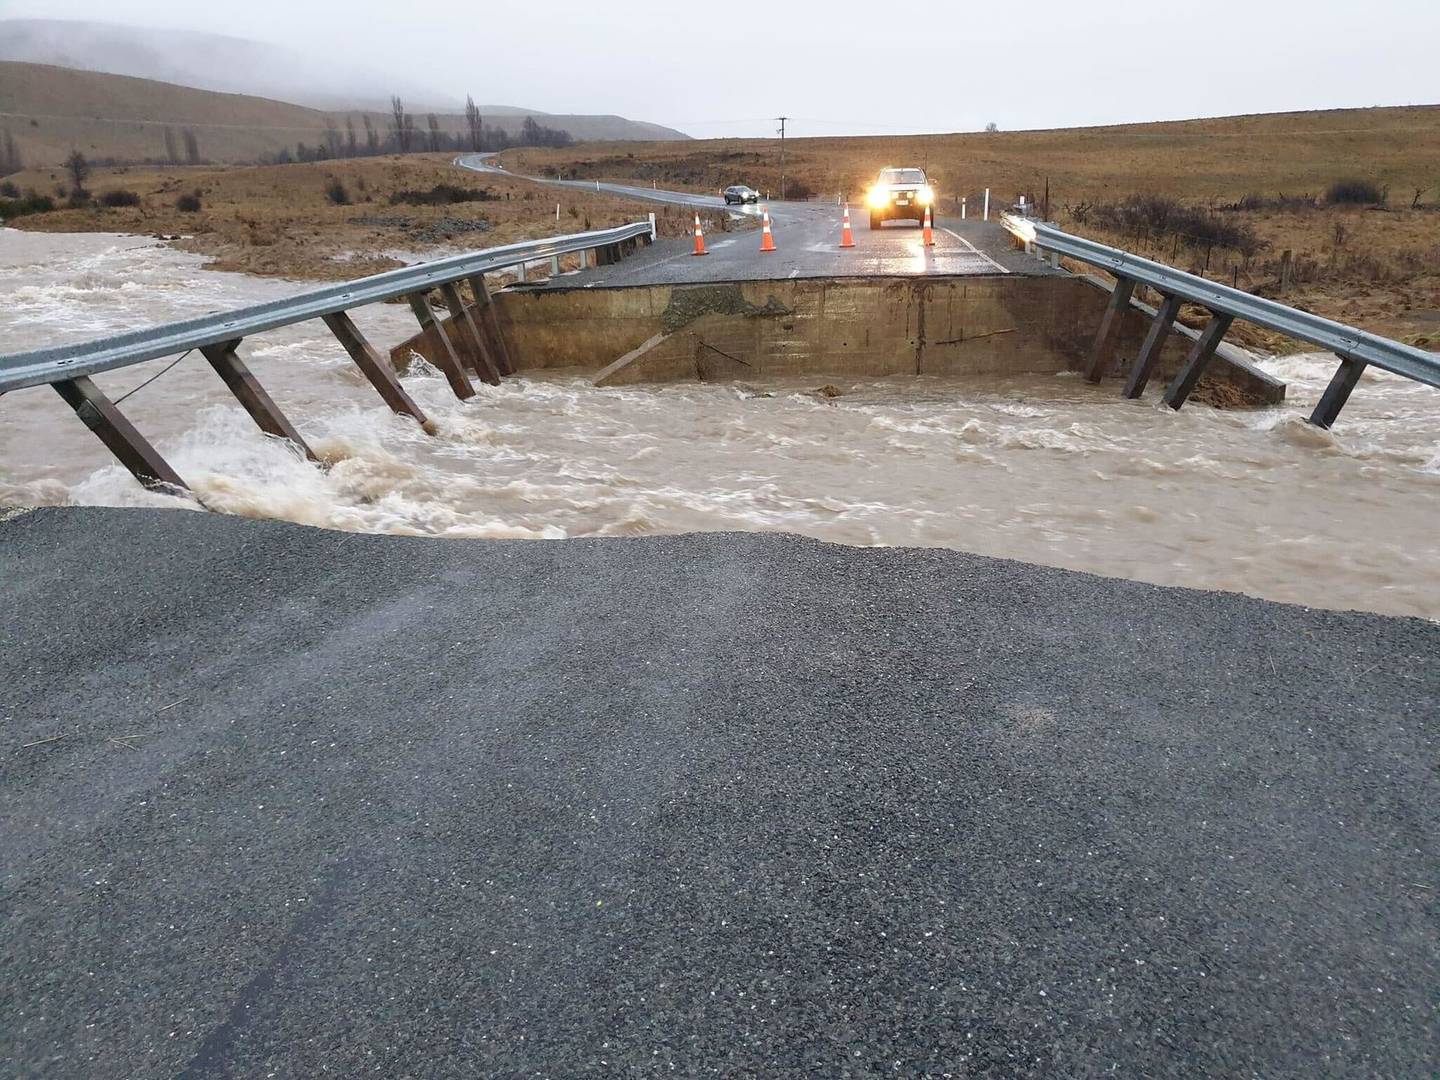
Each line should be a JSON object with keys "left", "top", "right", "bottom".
{"left": 983, "top": 188, "right": 991, "bottom": 222}
{"left": 556, "top": 202, "right": 561, "bottom": 222}
{"left": 961, "top": 197, "right": 967, "bottom": 220}
{"left": 648, "top": 212, "right": 657, "bottom": 241}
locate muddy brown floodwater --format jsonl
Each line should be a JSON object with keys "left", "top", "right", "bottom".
{"left": 2, "top": 229, "right": 1437, "bottom": 618}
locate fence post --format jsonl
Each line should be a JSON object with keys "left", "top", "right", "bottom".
{"left": 1086, "top": 276, "right": 1137, "bottom": 382}
{"left": 1164, "top": 313, "right": 1235, "bottom": 409}
{"left": 322, "top": 311, "right": 435, "bottom": 434}
{"left": 199, "top": 340, "right": 317, "bottom": 461}
{"left": 52, "top": 376, "right": 188, "bottom": 494}
{"left": 1310, "top": 355, "right": 1367, "bottom": 429}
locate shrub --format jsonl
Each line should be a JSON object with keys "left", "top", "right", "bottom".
{"left": 388, "top": 183, "right": 496, "bottom": 206}
{"left": 0, "top": 180, "right": 17, "bottom": 198}
{"left": 65, "top": 191, "right": 91, "bottom": 209}
{"left": 324, "top": 177, "right": 351, "bottom": 206}
{"left": 175, "top": 191, "right": 203, "bottom": 212}
{"left": 99, "top": 189, "right": 141, "bottom": 208}
{"left": 1326, "top": 179, "right": 1385, "bottom": 206}
{"left": 785, "top": 178, "right": 815, "bottom": 201}
{"left": 0, "top": 191, "right": 56, "bottom": 218}
{"left": 1084, "top": 193, "right": 1264, "bottom": 260}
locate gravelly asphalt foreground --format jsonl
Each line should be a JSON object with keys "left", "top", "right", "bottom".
{"left": 2, "top": 507, "right": 1436, "bottom": 1078}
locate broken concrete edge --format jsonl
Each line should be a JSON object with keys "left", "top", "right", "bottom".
{"left": 1077, "top": 272, "right": 1286, "bottom": 402}
{"left": 1, "top": 506, "right": 35, "bottom": 524}
{"left": 390, "top": 274, "right": 1283, "bottom": 407}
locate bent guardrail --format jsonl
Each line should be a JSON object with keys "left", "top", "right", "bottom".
{"left": 0, "top": 221, "right": 655, "bottom": 495}
{"left": 1002, "top": 213, "right": 1439, "bottom": 428}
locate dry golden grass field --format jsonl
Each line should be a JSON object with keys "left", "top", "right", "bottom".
{"left": 5, "top": 155, "right": 725, "bottom": 280}
{"left": 502, "top": 105, "right": 1440, "bottom": 345}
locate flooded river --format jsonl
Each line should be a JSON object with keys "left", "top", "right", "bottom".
{"left": 2, "top": 230, "right": 1437, "bottom": 618}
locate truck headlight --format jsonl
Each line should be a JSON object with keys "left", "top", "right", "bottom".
{"left": 918, "top": 186, "right": 935, "bottom": 205}
{"left": 866, "top": 188, "right": 888, "bottom": 209}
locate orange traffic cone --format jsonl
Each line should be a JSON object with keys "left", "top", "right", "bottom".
{"left": 922, "top": 205, "right": 935, "bottom": 247}
{"left": 759, "top": 207, "right": 777, "bottom": 253}
{"left": 839, "top": 203, "right": 855, "bottom": 248}
{"left": 691, "top": 213, "right": 708, "bottom": 257}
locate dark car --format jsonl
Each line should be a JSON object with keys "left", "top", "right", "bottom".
{"left": 865, "top": 167, "right": 936, "bottom": 228}
{"left": 724, "top": 185, "right": 760, "bottom": 205}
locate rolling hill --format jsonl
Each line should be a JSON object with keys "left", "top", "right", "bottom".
{"left": 0, "top": 61, "right": 689, "bottom": 169}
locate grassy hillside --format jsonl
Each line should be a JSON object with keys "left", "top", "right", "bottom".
{"left": 500, "top": 105, "right": 1440, "bottom": 206}
{"left": 0, "top": 62, "right": 687, "bottom": 169}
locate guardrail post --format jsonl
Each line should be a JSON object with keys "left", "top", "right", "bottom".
{"left": 439, "top": 282, "right": 501, "bottom": 385}
{"left": 1310, "top": 355, "right": 1367, "bottom": 429}
{"left": 1124, "top": 294, "right": 1183, "bottom": 399}
{"left": 321, "top": 311, "right": 436, "bottom": 434}
{"left": 1163, "top": 312, "right": 1235, "bottom": 410}
{"left": 466, "top": 275, "right": 516, "bottom": 377}
{"left": 52, "top": 376, "right": 188, "bottom": 494}
{"left": 550, "top": 255, "right": 561, "bottom": 276}
{"left": 199, "top": 340, "right": 318, "bottom": 462}
{"left": 406, "top": 292, "right": 476, "bottom": 400}
{"left": 1085, "top": 276, "right": 1137, "bottom": 382}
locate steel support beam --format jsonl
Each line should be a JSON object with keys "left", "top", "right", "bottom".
{"left": 199, "top": 341, "right": 317, "bottom": 461}
{"left": 1163, "top": 313, "right": 1235, "bottom": 410}
{"left": 321, "top": 312, "right": 436, "bottom": 435}
{"left": 1086, "top": 276, "right": 1136, "bottom": 382}
{"left": 439, "top": 282, "right": 501, "bottom": 385}
{"left": 52, "top": 376, "right": 188, "bottom": 494}
{"left": 466, "top": 276, "right": 515, "bottom": 377}
{"left": 1310, "top": 355, "right": 1367, "bottom": 430}
{"left": 1123, "top": 294, "right": 1183, "bottom": 400}
{"left": 406, "top": 293, "right": 476, "bottom": 400}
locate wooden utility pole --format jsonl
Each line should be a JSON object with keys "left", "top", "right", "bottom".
{"left": 776, "top": 117, "right": 788, "bottom": 200}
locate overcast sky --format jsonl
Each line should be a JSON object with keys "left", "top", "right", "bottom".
{"left": 5, "top": 0, "right": 1436, "bottom": 137}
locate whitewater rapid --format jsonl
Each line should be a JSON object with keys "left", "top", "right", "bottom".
{"left": 2, "top": 229, "right": 1437, "bottom": 618}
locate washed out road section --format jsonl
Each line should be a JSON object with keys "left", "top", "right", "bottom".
{"left": 2, "top": 507, "right": 1435, "bottom": 1077}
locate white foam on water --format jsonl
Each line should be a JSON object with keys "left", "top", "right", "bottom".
{"left": 2, "top": 230, "right": 1438, "bottom": 618}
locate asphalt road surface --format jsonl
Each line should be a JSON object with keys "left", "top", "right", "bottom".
{"left": 3, "top": 507, "right": 1436, "bottom": 1078}
{"left": 456, "top": 153, "right": 1051, "bottom": 286}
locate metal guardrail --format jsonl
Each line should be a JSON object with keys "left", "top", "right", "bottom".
{"left": 1, "top": 221, "right": 657, "bottom": 495}
{"left": 0, "top": 221, "right": 655, "bottom": 394}
{"left": 1002, "top": 214, "right": 1440, "bottom": 392}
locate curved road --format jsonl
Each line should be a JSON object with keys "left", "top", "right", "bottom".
{"left": 456, "top": 153, "right": 1051, "bottom": 286}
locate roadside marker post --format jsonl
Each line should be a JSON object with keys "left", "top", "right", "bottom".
{"left": 984, "top": 188, "right": 991, "bottom": 222}
{"left": 961, "top": 197, "right": 967, "bottom": 220}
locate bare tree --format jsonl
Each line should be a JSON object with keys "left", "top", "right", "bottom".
{"left": 465, "top": 94, "right": 483, "bottom": 152}
{"left": 985, "top": 121, "right": 1000, "bottom": 133}
{"left": 426, "top": 114, "right": 442, "bottom": 152}
{"left": 323, "top": 121, "right": 343, "bottom": 159}
{"left": 163, "top": 126, "right": 180, "bottom": 165}
{"left": 345, "top": 117, "right": 358, "bottom": 158}
{"left": 362, "top": 114, "right": 380, "bottom": 155}
{"left": 0, "top": 128, "right": 20, "bottom": 175}
{"left": 64, "top": 149, "right": 90, "bottom": 194}
{"left": 390, "top": 96, "right": 413, "bottom": 153}
{"left": 182, "top": 128, "right": 201, "bottom": 165}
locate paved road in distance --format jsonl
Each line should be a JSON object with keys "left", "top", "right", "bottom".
{"left": 457, "top": 153, "right": 1054, "bottom": 286}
